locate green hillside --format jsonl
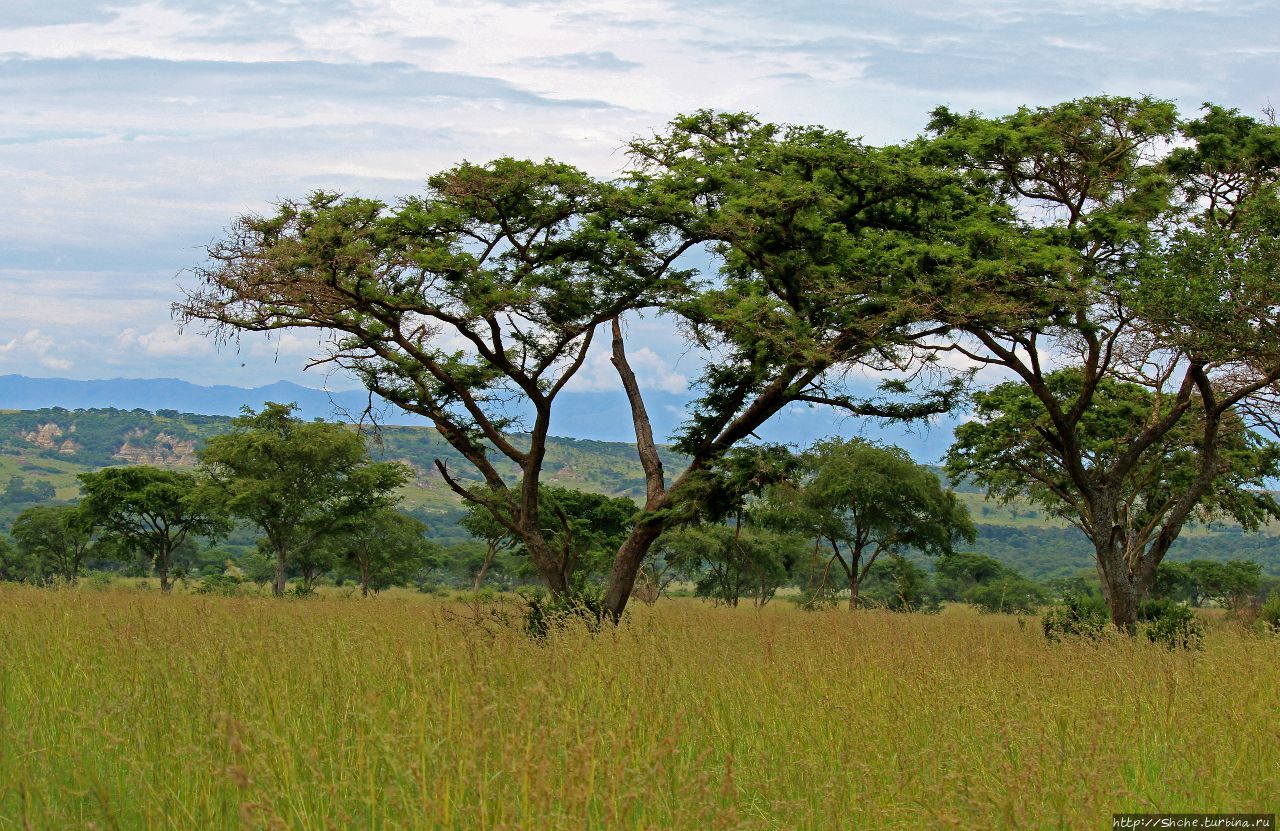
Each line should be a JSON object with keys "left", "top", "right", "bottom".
{"left": 2, "top": 407, "right": 1279, "bottom": 577}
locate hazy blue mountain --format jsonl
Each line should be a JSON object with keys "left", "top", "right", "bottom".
{"left": 0, "top": 375, "right": 962, "bottom": 459}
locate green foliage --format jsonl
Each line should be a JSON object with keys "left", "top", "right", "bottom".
{"left": 1042, "top": 594, "right": 1110, "bottom": 643}
{"left": 963, "top": 574, "right": 1046, "bottom": 615}
{"left": 659, "top": 525, "right": 805, "bottom": 608}
{"left": 10, "top": 504, "right": 98, "bottom": 584}
{"left": 860, "top": 554, "right": 941, "bottom": 613}
{"left": 765, "top": 439, "right": 972, "bottom": 609}
{"left": 2, "top": 477, "right": 55, "bottom": 505}
{"left": 1142, "top": 602, "right": 1204, "bottom": 650}
{"left": 77, "top": 465, "right": 229, "bottom": 592}
{"left": 1153, "top": 559, "right": 1263, "bottom": 608}
{"left": 325, "top": 508, "right": 438, "bottom": 596}
{"left": 198, "top": 403, "right": 411, "bottom": 595}
{"left": 1259, "top": 591, "right": 1280, "bottom": 633}
{"left": 935, "top": 552, "right": 1045, "bottom": 613}
{"left": 0, "top": 536, "right": 37, "bottom": 583}
{"left": 522, "top": 575, "right": 607, "bottom": 639}
{"left": 194, "top": 574, "right": 242, "bottom": 596}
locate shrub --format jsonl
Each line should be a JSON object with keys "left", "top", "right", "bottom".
{"left": 523, "top": 579, "right": 606, "bottom": 639}
{"left": 1143, "top": 602, "right": 1203, "bottom": 650}
{"left": 1259, "top": 590, "right": 1280, "bottom": 634}
{"left": 964, "top": 575, "right": 1045, "bottom": 614}
{"left": 194, "top": 574, "right": 242, "bottom": 597}
{"left": 1042, "top": 593, "right": 1109, "bottom": 643}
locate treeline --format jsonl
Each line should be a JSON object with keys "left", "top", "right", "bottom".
{"left": 3, "top": 405, "right": 1276, "bottom": 633}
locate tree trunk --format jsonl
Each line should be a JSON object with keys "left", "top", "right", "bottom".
{"left": 361, "top": 559, "right": 370, "bottom": 598}
{"left": 848, "top": 550, "right": 860, "bottom": 611}
{"left": 1095, "top": 540, "right": 1144, "bottom": 634}
{"left": 602, "top": 522, "right": 665, "bottom": 622}
{"left": 273, "top": 550, "right": 287, "bottom": 597}
{"left": 473, "top": 541, "right": 497, "bottom": 591}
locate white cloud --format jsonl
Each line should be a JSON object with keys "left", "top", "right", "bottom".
{"left": 565, "top": 342, "right": 688, "bottom": 394}
{"left": 0, "top": 329, "right": 74, "bottom": 371}
{"left": 117, "top": 326, "right": 210, "bottom": 357}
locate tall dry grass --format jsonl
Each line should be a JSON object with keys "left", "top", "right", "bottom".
{"left": 0, "top": 586, "right": 1275, "bottom": 829}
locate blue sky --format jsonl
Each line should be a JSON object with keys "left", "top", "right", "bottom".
{"left": 0, "top": 0, "right": 1276, "bottom": 448}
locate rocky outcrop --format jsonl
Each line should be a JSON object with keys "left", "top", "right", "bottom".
{"left": 21, "top": 423, "right": 81, "bottom": 454}
{"left": 112, "top": 430, "right": 198, "bottom": 466}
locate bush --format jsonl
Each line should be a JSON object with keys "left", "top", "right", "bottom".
{"left": 522, "top": 579, "right": 606, "bottom": 639}
{"left": 194, "top": 574, "right": 242, "bottom": 596}
{"left": 1142, "top": 602, "right": 1203, "bottom": 650}
{"left": 964, "top": 574, "right": 1045, "bottom": 614}
{"left": 1042, "top": 593, "right": 1109, "bottom": 642}
{"left": 1259, "top": 590, "right": 1280, "bottom": 634}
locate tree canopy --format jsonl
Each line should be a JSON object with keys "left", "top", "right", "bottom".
{"left": 925, "top": 96, "right": 1280, "bottom": 630}
{"left": 78, "top": 465, "right": 229, "bottom": 593}
{"left": 197, "top": 403, "right": 411, "bottom": 596}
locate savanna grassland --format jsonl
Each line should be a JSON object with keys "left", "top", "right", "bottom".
{"left": 0, "top": 586, "right": 1276, "bottom": 830}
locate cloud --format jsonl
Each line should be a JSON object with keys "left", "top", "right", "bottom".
{"left": 566, "top": 343, "right": 688, "bottom": 395}
{"left": 0, "top": 329, "right": 74, "bottom": 371}
{"left": 0, "top": 56, "right": 618, "bottom": 110}
{"left": 117, "top": 326, "right": 211, "bottom": 358}
{"left": 513, "top": 51, "right": 642, "bottom": 71}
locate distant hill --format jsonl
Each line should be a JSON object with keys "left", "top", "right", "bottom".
{"left": 0, "top": 374, "right": 962, "bottom": 457}
{"left": 0, "top": 405, "right": 1277, "bottom": 577}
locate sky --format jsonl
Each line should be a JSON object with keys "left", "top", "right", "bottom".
{"left": 0, "top": 0, "right": 1277, "bottom": 447}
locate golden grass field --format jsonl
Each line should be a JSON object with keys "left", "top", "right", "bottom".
{"left": 0, "top": 586, "right": 1276, "bottom": 830}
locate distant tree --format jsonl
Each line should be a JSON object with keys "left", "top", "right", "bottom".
{"left": 197, "top": 403, "right": 412, "bottom": 596}
{"left": 0, "top": 535, "right": 37, "bottom": 583}
{"left": 860, "top": 554, "right": 940, "bottom": 613}
{"left": 770, "top": 439, "right": 974, "bottom": 610}
{"left": 459, "top": 494, "right": 519, "bottom": 590}
{"left": 965, "top": 574, "right": 1046, "bottom": 615}
{"left": 2, "top": 477, "right": 56, "bottom": 505}
{"left": 1152, "top": 561, "right": 1194, "bottom": 604}
{"left": 327, "top": 509, "right": 438, "bottom": 596}
{"left": 935, "top": 552, "right": 1008, "bottom": 600}
{"left": 1186, "top": 559, "right": 1262, "bottom": 609}
{"left": 10, "top": 504, "right": 96, "bottom": 584}
{"left": 659, "top": 525, "right": 805, "bottom": 608}
{"left": 77, "top": 466, "right": 230, "bottom": 593}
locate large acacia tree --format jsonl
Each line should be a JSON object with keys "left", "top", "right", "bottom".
{"left": 927, "top": 97, "right": 1280, "bottom": 631}
{"left": 178, "top": 115, "right": 1007, "bottom": 619}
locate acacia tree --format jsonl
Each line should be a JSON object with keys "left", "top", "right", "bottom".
{"left": 10, "top": 505, "right": 97, "bottom": 584}
{"left": 197, "top": 403, "right": 411, "bottom": 596}
{"left": 926, "top": 97, "right": 1280, "bottom": 631}
{"left": 771, "top": 438, "right": 974, "bottom": 609}
{"left": 178, "top": 117, "right": 1004, "bottom": 619}
{"left": 78, "top": 465, "right": 230, "bottom": 593}
{"left": 325, "top": 508, "right": 437, "bottom": 596}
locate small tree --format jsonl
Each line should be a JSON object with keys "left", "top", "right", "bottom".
{"left": 0, "top": 535, "right": 37, "bottom": 583}
{"left": 459, "top": 494, "right": 520, "bottom": 590}
{"left": 77, "top": 466, "right": 229, "bottom": 593}
{"left": 10, "top": 504, "right": 97, "bottom": 584}
{"left": 770, "top": 438, "right": 974, "bottom": 609}
{"left": 659, "top": 524, "right": 804, "bottom": 608}
{"left": 860, "top": 554, "right": 941, "bottom": 613}
{"left": 197, "top": 403, "right": 412, "bottom": 596}
{"left": 327, "top": 508, "right": 438, "bottom": 596}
